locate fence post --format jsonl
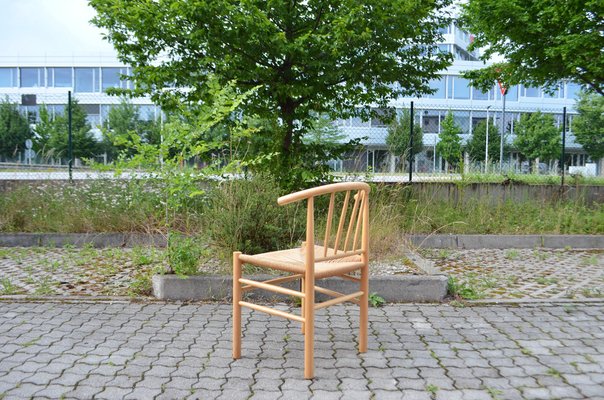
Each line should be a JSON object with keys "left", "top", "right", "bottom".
{"left": 68, "top": 91, "right": 73, "bottom": 183}
{"left": 560, "top": 106, "right": 566, "bottom": 186}
{"left": 409, "top": 101, "right": 414, "bottom": 183}
{"left": 499, "top": 93, "right": 506, "bottom": 172}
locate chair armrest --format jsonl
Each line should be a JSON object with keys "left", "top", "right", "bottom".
{"left": 277, "top": 182, "right": 370, "bottom": 205}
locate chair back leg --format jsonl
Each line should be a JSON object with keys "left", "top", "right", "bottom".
{"left": 303, "top": 271, "right": 315, "bottom": 379}
{"left": 233, "top": 251, "right": 242, "bottom": 359}
{"left": 359, "top": 262, "right": 368, "bottom": 353}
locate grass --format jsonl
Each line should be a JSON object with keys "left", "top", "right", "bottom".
{"left": 0, "top": 278, "right": 19, "bottom": 295}
{"left": 0, "top": 180, "right": 601, "bottom": 238}
{"left": 0, "top": 179, "right": 602, "bottom": 277}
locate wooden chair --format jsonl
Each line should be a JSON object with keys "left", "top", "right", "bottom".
{"left": 232, "top": 181, "right": 370, "bottom": 379}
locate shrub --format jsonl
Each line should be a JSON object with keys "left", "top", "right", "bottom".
{"left": 167, "top": 234, "right": 207, "bottom": 276}
{"left": 203, "top": 177, "right": 305, "bottom": 259}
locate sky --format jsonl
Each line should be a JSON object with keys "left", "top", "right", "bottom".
{"left": 0, "top": 0, "right": 115, "bottom": 56}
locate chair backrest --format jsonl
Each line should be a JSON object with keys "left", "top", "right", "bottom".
{"left": 278, "top": 182, "right": 370, "bottom": 264}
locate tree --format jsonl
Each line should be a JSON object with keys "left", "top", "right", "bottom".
{"left": 101, "top": 98, "right": 162, "bottom": 159}
{"left": 90, "top": 0, "right": 452, "bottom": 177}
{"left": 436, "top": 112, "right": 462, "bottom": 168}
{"left": 385, "top": 109, "right": 423, "bottom": 172}
{"left": 39, "top": 101, "right": 101, "bottom": 159}
{"left": 514, "top": 112, "right": 560, "bottom": 170}
{"left": 298, "top": 115, "right": 361, "bottom": 185}
{"left": 572, "top": 92, "right": 604, "bottom": 160}
{"left": 0, "top": 99, "right": 31, "bottom": 159}
{"left": 465, "top": 120, "right": 501, "bottom": 164}
{"left": 460, "top": 0, "right": 604, "bottom": 95}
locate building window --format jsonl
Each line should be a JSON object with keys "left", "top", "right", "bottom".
{"left": 370, "top": 108, "right": 389, "bottom": 127}
{"left": 449, "top": 76, "right": 470, "bottom": 99}
{"left": 0, "top": 68, "right": 18, "bottom": 87}
{"left": 566, "top": 82, "right": 581, "bottom": 99}
{"left": 50, "top": 68, "right": 72, "bottom": 87}
{"left": 74, "top": 68, "right": 98, "bottom": 92}
{"left": 506, "top": 86, "right": 519, "bottom": 101}
{"left": 101, "top": 67, "right": 128, "bottom": 91}
{"left": 20, "top": 67, "right": 44, "bottom": 87}
{"left": 472, "top": 87, "right": 490, "bottom": 100}
{"left": 422, "top": 115, "right": 441, "bottom": 133}
{"left": 523, "top": 86, "right": 541, "bottom": 97}
{"left": 427, "top": 77, "right": 446, "bottom": 99}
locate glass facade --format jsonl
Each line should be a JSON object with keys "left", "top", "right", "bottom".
{"left": 0, "top": 68, "right": 17, "bottom": 87}
{"left": 50, "top": 68, "right": 72, "bottom": 87}
{"left": 566, "top": 83, "right": 581, "bottom": 100}
{"left": 101, "top": 67, "right": 128, "bottom": 91}
{"left": 427, "top": 77, "right": 446, "bottom": 99}
{"left": 523, "top": 86, "right": 541, "bottom": 97}
{"left": 472, "top": 87, "right": 490, "bottom": 101}
{"left": 20, "top": 67, "right": 44, "bottom": 87}
{"left": 75, "top": 68, "right": 98, "bottom": 92}
{"left": 450, "top": 76, "right": 471, "bottom": 99}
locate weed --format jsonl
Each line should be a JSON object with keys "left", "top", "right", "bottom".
{"left": 425, "top": 383, "right": 439, "bottom": 395}
{"left": 0, "top": 278, "right": 19, "bottom": 295}
{"left": 584, "top": 354, "right": 595, "bottom": 363}
{"left": 34, "top": 277, "right": 57, "bottom": 295}
{"left": 21, "top": 337, "right": 40, "bottom": 347}
{"left": 449, "top": 300, "right": 465, "bottom": 308}
{"left": 485, "top": 386, "right": 503, "bottom": 400}
{"left": 132, "top": 246, "right": 154, "bottom": 266}
{"left": 535, "top": 276, "right": 558, "bottom": 285}
{"left": 580, "top": 255, "right": 598, "bottom": 266}
{"left": 368, "top": 293, "right": 385, "bottom": 307}
{"left": 378, "top": 343, "right": 385, "bottom": 352}
{"left": 504, "top": 249, "right": 520, "bottom": 260}
{"left": 447, "top": 276, "right": 483, "bottom": 300}
{"left": 128, "top": 269, "right": 155, "bottom": 297}
{"left": 167, "top": 234, "right": 207, "bottom": 276}
{"left": 520, "top": 347, "right": 532, "bottom": 355}
{"left": 437, "top": 249, "right": 452, "bottom": 259}
{"left": 581, "top": 288, "right": 604, "bottom": 298}
{"left": 546, "top": 368, "right": 561, "bottom": 378}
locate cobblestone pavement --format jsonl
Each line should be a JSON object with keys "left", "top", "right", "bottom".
{"left": 422, "top": 248, "right": 604, "bottom": 300}
{"left": 0, "top": 247, "right": 422, "bottom": 297}
{"left": 1, "top": 301, "right": 603, "bottom": 399}
{"left": 0, "top": 247, "right": 166, "bottom": 296}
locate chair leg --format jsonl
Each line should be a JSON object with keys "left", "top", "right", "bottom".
{"left": 233, "top": 251, "right": 242, "bottom": 359}
{"left": 303, "top": 273, "right": 314, "bottom": 379}
{"left": 300, "top": 277, "right": 305, "bottom": 334}
{"left": 359, "top": 263, "right": 368, "bottom": 353}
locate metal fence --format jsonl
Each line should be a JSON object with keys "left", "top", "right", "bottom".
{"left": 0, "top": 92, "right": 600, "bottom": 182}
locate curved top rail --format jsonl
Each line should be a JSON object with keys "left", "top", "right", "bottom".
{"left": 277, "top": 182, "right": 370, "bottom": 205}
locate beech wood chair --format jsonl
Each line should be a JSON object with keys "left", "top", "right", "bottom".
{"left": 232, "top": 181, "right": 370, "bottom": 379}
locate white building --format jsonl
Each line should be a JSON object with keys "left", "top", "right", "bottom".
{"left": 0, "top": 24, "right": 596, "bottom": 174}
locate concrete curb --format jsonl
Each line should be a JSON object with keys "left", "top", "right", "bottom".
{"left": 407, "top": 234, "right": 604, "bottom": 249}
{"left": 152, "top": 274, "right": 448, "bottom": 303}
{"left": 0, "top": 233, "right": 167, "bottom": 248}
{"left": 0, "top": 233, "right": 602, "bottom": 249}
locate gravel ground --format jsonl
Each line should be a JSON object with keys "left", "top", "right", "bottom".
{"left": 421, "top": 248, "right": 604, "bottom": 300}
{"left": 0, "top": 247, "right": 423, "bottom": 297}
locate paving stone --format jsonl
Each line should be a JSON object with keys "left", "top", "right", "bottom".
{"left": 1, "top": 301, "right": 603, "bottom": 400}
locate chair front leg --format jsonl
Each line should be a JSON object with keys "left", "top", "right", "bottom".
{"left": 233, "top": 251, "right": 242, "bottom": 359}
{"left": 303, "top": 272, "right": 315, "bottom": 379}
{"left": 359, "top": 262, "right": 368, "bottom": 353}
